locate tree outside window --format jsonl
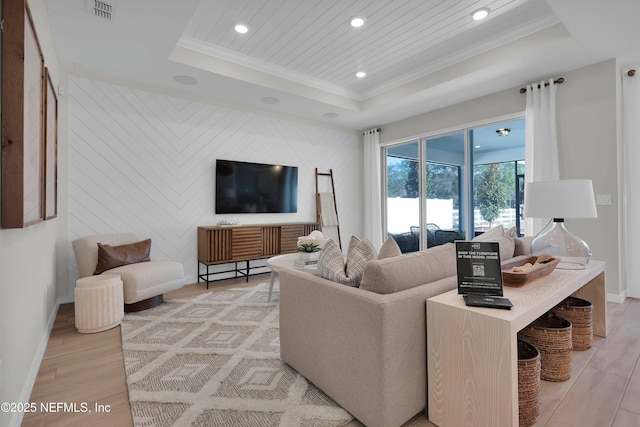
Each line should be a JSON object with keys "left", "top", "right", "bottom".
{"left": 475, "top": 163, "right": 508, "bottom": 227}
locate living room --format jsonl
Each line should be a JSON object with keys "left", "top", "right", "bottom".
{"left": 1, "top": 0, "right": 639, "bottom": 426}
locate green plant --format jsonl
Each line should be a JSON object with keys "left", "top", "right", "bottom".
{"left": 298, "top": 242, "right": 321, "bottom": 253}
{"left": 475, "top": 163, "right": 507, "bottom": 227}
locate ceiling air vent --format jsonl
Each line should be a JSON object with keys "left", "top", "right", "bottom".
{"left": 87, "top": 0, "right": 114, "bottom": 21}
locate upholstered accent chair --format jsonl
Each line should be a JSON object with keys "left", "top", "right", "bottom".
{"left": 73, "top": 232, "right": 184, "bottom": 312}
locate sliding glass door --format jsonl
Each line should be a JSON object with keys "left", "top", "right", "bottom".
{"left": 386, "top": 142, "right": 420, "bottom": 253}
{"left": 425, "top": 132, "right": 466, "bottom": 246}
{"left": 384, "top": 117, "right": 525, "bottom": 251}
{"left": 470, "top": 120, "right": 526, "bottom": 237}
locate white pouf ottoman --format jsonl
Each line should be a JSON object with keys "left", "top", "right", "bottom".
{"left": 74, "top": 273, "right": 124, "bottom": 333}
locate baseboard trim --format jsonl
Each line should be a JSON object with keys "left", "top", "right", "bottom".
{"left": 9, "top": 296, "right": 63, "bottom": 427}
{"left": 607, "top": 291, "right": 627, "bottom": 304}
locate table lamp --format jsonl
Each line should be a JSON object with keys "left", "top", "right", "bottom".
{"left": 523, "top": 179, "right": 598, "bottom": 270}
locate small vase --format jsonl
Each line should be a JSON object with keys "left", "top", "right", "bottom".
{"left": 298, "top": 252, "right": 320, "bottom": 262}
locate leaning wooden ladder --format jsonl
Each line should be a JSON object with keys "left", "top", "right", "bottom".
{"left": 315, "top": 168, "right": 342, "bottom": 250}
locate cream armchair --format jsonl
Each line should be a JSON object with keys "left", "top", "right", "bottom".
{"left": 73, "top": 233, "right": 184, "bottom": 312}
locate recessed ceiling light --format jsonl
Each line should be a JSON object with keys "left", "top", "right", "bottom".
{"left": 260, "top": 96, "right": 280, "bottom": 104}
{"left": 235, "top": 24, "right": 248, "bottom": 34}
{"left": 471, "top": 8, "right": 490, "bottom": 20}
{"left": 323, "top": 113, "right": 339, "bottom": 119}
{"left": 173, "top": 75, "right": 198, "bottom": 85}
{"left": 356, "top": 71, "right": 366, "bottom": 78}
{"left": 350, "top": 17, "right": 365, "bottom": 28}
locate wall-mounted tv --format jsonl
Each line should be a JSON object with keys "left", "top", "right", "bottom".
{"left": 215, "top": 159, "right": 298, "bottom": 214}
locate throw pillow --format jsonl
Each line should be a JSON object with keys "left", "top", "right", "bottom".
{"left": 317, "top": 237, "right": 376, "bottom": 287}
{"left": 345, "top": 238, "right": 376, "bottom": 284}
{"left": 94, "top": 239, "right": 151, "bottom": 275}
{"left": 475, "top": 225, "right": 504, "bottom": 240}
{"left": 317, "top": 239, "right": 348, "bottom": 283}
{"left": 472, "top": 225, "right": 514, "bottom": 261}
{"left": 347, "top": 235, "right": 361, "bottom": 256}
{"left": 378, "top": 236, "right": 402, "bottom": 259}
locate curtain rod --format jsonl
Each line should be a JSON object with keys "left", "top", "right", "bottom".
{"left": 363, "top": 128, "right": 381, "bottom": 135}
{"left": 519, "top": 77, "right": 565, "bottom": 93}
{"left": 628, "top": 69, "right": 636, "bottom": 77}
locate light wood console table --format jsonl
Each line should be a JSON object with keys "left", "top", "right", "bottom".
{"left": 427, "top": 260, "right": 606, "bottom": 427}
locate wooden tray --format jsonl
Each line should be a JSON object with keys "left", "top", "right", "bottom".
{"left": 502, "top": 256, "right": 561, "bottom": 287}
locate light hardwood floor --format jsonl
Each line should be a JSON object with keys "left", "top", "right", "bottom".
{"left": 22, "top": 274, "right": 640, "bottom": 427}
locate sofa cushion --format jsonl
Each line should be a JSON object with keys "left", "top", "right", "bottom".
{"left": 94, "top": 239, "right": 151, "bottom": 274}
{"left": 360, "top": 243, "right": 456, "bottom": 294}
{"left": 317, "top": 238, "right": 376, "bottom": 287}
{"left": 472, "top": 225, "right": 515, "bottom": 261}
{"left": 109, "top": 260, "right": 184, "bottom": 303}
{"left": 378, "top": 236, "right": 402, "bottom": 259}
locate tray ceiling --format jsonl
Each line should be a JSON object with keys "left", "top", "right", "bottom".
{"left": 45, "top": 0, "right": 640, "bottom": 129}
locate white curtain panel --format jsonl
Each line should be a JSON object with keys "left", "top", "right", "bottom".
{"left": 524, "top": 79, "right": 560, "bottom": 235}
{"left": 363, "top": 128, "right": 384, "bottom": 250}
{"left": 623, "top": 68, "right": 640, "bottom": 298}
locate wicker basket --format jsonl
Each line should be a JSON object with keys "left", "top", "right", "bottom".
{"left": 519, "top": 314, "right": 572, "bottom": 382}
{"left": 518, "top": 340, "right": 541, "bottom": 427}
{"left": 552, "top": 296, "right": 593, "bottom": 351}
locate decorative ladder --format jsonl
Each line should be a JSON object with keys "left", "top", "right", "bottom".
{"left": 315, "top": 168, "right": 342, "bottom": 250}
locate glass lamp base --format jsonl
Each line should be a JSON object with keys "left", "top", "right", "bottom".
{"left": 531, "top": 220, "right": 591, "bottom": 270}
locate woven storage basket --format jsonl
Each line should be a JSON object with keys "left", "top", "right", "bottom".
{"left": 552, "top": 296, "right": 593, "bottom": 351}
{"left": 519, "top": 314, "right": 572, "bottom": 382}
{"left": 518, "top": 340, "right": 541, "bottom": 427}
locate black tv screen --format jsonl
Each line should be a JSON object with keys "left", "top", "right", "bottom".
{"left": 215, "top": 159, "right": 298, "bottom": 214}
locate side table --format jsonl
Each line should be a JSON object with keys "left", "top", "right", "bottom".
{"left": 74, "top": 273, "right": 124, "bottom": 333}
{"left": 266, "top": 253, "right": 318, "bottom": 301}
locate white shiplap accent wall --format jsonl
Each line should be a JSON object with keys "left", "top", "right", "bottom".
{"left": 68, "top": 76, "right": 362, "bottom": 288}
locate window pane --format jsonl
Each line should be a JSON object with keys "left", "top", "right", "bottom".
{"left": 471, "top": 119, "right": 525, "bottom": 237}
{"left": 387, "top": 141, "right": 420, "bottom": 253}
{"left": 426, "top": 132, "right": 465, "bottom": 246}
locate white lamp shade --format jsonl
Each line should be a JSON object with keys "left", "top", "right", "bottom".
{"left": 523, "top": 179, "right": 598, "bottom": 219}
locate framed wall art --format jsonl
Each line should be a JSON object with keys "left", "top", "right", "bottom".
{"left": 1, "top": 0, "right": 46, "bottom": 228}
{"left": 44, "top": 68, "right": 58, "bottom": 220}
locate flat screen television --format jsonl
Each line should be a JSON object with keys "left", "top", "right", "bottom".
{"left": 215, "top": 159, "right": 298, "bottom": 214}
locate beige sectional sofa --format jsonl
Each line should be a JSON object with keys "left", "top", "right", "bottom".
{"left": 279, "top": 234, "right": 532, "bottom": 427}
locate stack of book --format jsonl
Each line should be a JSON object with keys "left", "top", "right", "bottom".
{"left": 294, "top": 259, "right": 318, "bottom": 269}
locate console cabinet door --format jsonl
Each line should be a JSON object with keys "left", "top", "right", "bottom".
{"left": 281, "top": 223, "right": 319, "bottom": 253}
{"left": 231, "top": 227, "right": 262, "bottom": 260}
{"left": 262, "top": 226, "right": 281, "bottom": 256}
{"left": 198, "top": 227, "right": 232, "bottom": 263}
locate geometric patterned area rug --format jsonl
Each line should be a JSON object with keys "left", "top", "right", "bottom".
{"left": 120, "top": 282, "right": 353, "bottom": 427}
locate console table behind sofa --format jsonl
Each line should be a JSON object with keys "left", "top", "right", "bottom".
{"left": 427, "top": 260, "right": 606, "bottom": 427}
{"left": 197, "top": 222, "right": 319, "bottom": 286}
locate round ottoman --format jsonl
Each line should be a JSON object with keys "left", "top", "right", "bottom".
{"left": 74, "top": 274, "right": 124, "bottom": 333}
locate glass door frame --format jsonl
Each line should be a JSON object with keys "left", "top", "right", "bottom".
{"left": 382, "top": 128, "right": 471, "bottom": 251}
{"left": 381, "top": 112, "right": 525, "bottom": 249}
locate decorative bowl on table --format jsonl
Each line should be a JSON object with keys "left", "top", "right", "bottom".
{"left": 502, "top": 254, "right": 561, "bottom": 287}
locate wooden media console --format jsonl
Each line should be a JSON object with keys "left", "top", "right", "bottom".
{"left": 197, "top": 222, "right": 319, "bottom": 286}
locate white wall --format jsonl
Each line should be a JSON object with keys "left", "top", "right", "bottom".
{"left": 555, "top": 60, "right": 622, "bottom": 299}
{"left": 381, "top": 60, "right": 623, "bottom": 300}
{"left": 67, "top": 76, "right": 362, "bottom": 287}
{"left": 0, "top": 1, "right": 68, "bottom": 426}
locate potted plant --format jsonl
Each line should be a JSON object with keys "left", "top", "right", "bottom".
{"left": 297, "top": 242, "right": 321, "bottom": 262}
